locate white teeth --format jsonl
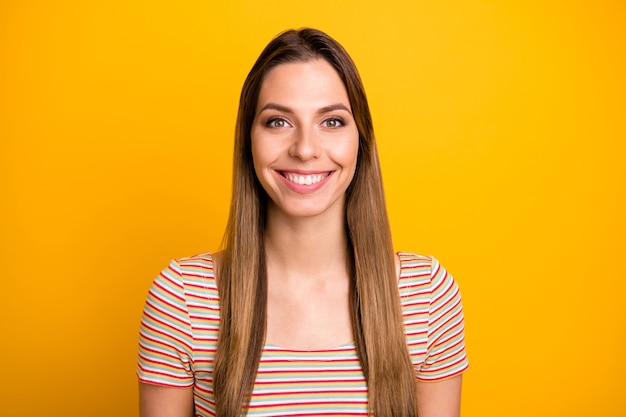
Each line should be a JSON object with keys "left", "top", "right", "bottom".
{"left": 284, "top": 172, "right": 328, "bottom": 185}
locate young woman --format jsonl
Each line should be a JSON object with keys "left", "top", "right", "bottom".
{"left": 137, "top": 28, "right": 468, "bottom": 417}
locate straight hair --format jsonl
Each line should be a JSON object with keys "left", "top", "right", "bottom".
{"left": 214, "top": 28, "right": 418, "bottom": 416}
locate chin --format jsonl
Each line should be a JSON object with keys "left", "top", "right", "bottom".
{"left": 282, "top": 206, "right": 329, "bottom": 219}
{"left": 269, "top": 198, "right": 344, "bottom": 220}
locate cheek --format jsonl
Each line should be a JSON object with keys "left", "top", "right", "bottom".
{"left": 250, "top": 130, "right": 266, "bottom": 170}
{"left": 250, "top": 133, "right": 279, "bottom": 197}
{"left": 250, "top": 126, "right": 278, "bottom": 167}
{"left": 340, "top": 132, "right": 360, "bottom": 170}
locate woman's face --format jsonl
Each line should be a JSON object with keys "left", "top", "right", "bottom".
{"left": 251, "top": 59, "right": 359, "bottom": 220}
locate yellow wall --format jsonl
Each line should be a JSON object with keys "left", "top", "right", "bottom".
{"left": 1, "top": 1, "right": 624, "bottom": 416}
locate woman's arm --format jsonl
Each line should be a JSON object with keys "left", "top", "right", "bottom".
{"left": 139, "top": 382, "right": 194, "bottom": 417}
{"left": 416, "top": 375, "right": 463, "bottom": 417}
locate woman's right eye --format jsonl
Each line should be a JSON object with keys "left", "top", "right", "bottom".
{"left": 267, "top": 117, "right": 290, "bottom": 128}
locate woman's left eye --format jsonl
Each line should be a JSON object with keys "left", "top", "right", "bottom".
{"left": 322, "top": 118, "right": 344, "bottom": 128}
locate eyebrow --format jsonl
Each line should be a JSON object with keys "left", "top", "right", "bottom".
{"left": 258, "top": 103, "right": 352, "bottom": 115}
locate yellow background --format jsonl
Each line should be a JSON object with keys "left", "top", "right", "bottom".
{"left": 1, "top": 1, "right": 624, "bottom": 416}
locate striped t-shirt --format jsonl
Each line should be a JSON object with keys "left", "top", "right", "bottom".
{"left": 137, "top": 252, "right": 468, "bottom": 416}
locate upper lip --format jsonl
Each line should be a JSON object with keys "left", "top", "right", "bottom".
{"left": 277, "top": 169, "right": 333, "bottom": 175}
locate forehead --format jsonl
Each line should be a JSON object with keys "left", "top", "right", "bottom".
{"left": 257, "top": 59, "right": 351, "bottom": 109}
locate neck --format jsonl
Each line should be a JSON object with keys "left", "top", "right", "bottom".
{"left": 263, "top": 205, "right": 349, "bottom": 281}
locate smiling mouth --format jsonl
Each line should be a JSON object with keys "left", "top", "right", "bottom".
{"left": 280, "top": 171, "right": 332, "bottom": 185}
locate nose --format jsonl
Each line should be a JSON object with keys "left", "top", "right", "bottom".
{"left": 288, "top": 126, "right": 320, "bottom": 160}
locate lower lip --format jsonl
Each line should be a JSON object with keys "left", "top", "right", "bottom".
{"left": 277, "top": 172, "right": 333, "bottom": 194}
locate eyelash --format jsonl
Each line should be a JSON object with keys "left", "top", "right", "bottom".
{"left": 322, "top": 117, "right": 345, "bottom": 128}
{"left": 265, "top": 117, "right": 345, "bottom": 128}
{"left": 266, "top": 117, "right": 290, "bottom": 128}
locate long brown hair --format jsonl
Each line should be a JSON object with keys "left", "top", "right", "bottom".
{"left": 214, "top": 28, "right": 417, "bottom": 416}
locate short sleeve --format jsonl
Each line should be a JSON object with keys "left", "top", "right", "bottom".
{"left": 416, "top": 257, "right": 469, "bottom": 381}
{"left": 137, "top": 260, "right": 195, "bottom": 387}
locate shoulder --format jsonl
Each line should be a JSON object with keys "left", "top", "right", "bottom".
{"left": 397, "top": 251, "right": 432, "bottom": 275}
{"left": 396, "top": 252, "right": 433, "bottom": 305}
{"left": 174, "top": 252, "right": 216, "bottom": 275}
{"left": 396, "top": 252, "right": 454, "bottom": 282}
{"left": 396, "top": 252, "right": 461, "bottom": 301}
{"left": 149, "top": 252, "right": 218, "bottom": 303}
{"left": 170, "top": 252, "right": 219, "bottom": 296}
{"left": 158, "top": 252, "right": 216, "bottom": 280}
{"left": 396, "top": 251, "right": 434, "bottom": 287}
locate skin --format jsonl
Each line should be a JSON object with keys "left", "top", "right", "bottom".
{"left": 417, "top": 375, "right": 463, "bottom": 416}
{"left": 139, "top": 384, "right": 193, "bottom": 417}
{"left": 139, "top": 59, "right": 463, "bottom": 417}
